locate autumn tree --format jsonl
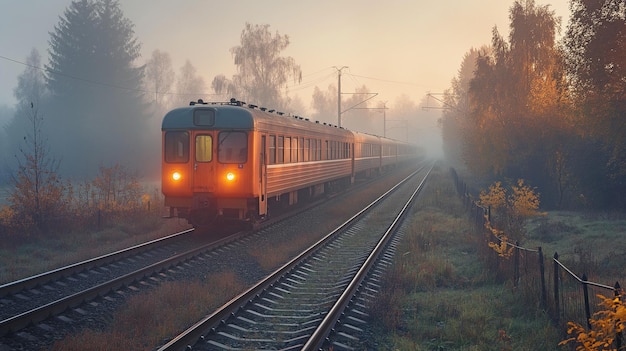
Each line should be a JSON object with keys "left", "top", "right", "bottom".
{"left": 479, "top": 179, "right": 541, "bottom": 243}
{"left": 563, "top": 0, "right": 626, "bottom": 207}
{"left": 8, "top": 103, "right": 70, "bottom": 234}
{"left": 212, "top": 23, "right": 302, "bottom": 111}
{"left": 462, "top": 0, "right": 579, "bottom": 208}
{"left": 92, "top": 164, "right": 142, "bottom": 212}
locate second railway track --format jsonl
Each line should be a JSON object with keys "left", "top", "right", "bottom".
{"left": 157, "top": 164, "right": 433, "bottom": 351}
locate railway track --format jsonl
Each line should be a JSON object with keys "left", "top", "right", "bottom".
{"left": 0, "top": 165, "right": 422, "bottom": 350}
{"left": 156, "top": 164, "right": 433, "bottom": 351}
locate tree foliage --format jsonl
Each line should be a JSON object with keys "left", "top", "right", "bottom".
{"left": 212, "top": 23, "right": 302, "bottom": 110}
{"left": 174, "top": 60, "right": 206, "bottom": 108}
{"left": 564, "top": 0, "right": 626, "bottom": 185}
{"left": 45, "top": 0, "right": 148, "bottom": 176}
{"left": 441, "top": 47, "right": 485, "bottom": 166}
{"left": 479, "top": 179, "right": 541, "bottom": 242}
{"left": 441, "top": 1, "right": 613, "bottom": 208}
{"left": 145, "top": 49, "right": 175, "bottom": 113}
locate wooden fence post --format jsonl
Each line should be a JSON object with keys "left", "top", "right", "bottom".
{"left": 554, "top": 252, "right": 560, "bottom": 323}
{"left": 538, "top": 247, "right": 547, "bottom": 309}
{"left": 615, "top": 281, "right": 623, "bottom": 350}
{"left": 582, "top": 273, "right": 591, "bottom": 329}
{"left": 514, "top": 241, "right": 520, "bottom": 287}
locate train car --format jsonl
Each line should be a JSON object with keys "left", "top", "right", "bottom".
{"left": 162, "top": 98, "right": 420, "bottom": 229}
{"left": 162, "top": 99, "right": 354, "bottom": 228}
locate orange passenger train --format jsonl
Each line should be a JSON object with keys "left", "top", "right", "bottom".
{"left": 161, "top": 98, "right": 420, "bottom": 229}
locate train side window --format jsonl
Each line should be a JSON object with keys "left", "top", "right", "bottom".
{"left": 218, "top": 131, "right": 247, "bottom": 164}
{"left": 304, "top": 138, "right": 310, "bottom": 162}
{"left": 284, "top": 137, "right": 291, "bottom": 163}
{"left": 269, "top": 135, "right": 276, "bottom": 164}
{"left": 292, "top": 137, "right": 298, "bottom": 163}
{"left": 195, "top": 135, "right": 212, "bottom": 162}
{"left": 277, "top": 136, "right": 284, "bottom": 164}
{"left": 164, "top": 131, "right": 189, "bottom": 163}
{"left": 317, "top": 139, "right": 322, "bottom": 160}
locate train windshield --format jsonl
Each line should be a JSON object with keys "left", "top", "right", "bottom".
{"left": 218, "top": 131, "right": 247, "bottom": 164}
{"left": 164, "top": 131, "right": 189, "bottom": 163}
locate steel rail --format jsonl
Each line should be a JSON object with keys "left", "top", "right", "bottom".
{"left": 303, "top": 163, "right": 433, "bottom": 350}
{"left": 0, "top": 228, "right": 194, "bottom": 298}
{"left": 0, "top": 230, "right": 243, "bottom": 337}
{"left": 156, "top": 165, "right": 427, "bottom": 351}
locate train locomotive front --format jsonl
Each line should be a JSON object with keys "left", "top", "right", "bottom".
{"left": 161, "top": 101, "right": 263, "bottom": 227}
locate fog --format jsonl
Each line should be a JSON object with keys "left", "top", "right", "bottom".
{"left": 0, "top": 0, "right": 570, "bottom": 181}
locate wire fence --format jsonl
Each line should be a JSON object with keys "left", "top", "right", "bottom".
{"left": 450, "top": 167, "right": 624, "bottom": 349}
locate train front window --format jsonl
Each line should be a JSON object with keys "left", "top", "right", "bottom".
{"left": 194, "top": 109, "right": 215, "bottom": 126}
{"left": 218, "top": 131, "right": 248, "bottom": 163}
{"left": 164, "top": 131, "right": 189, "bottom": 163}
{"left": 195, "top": 135, "right": 212, "bottom": 162}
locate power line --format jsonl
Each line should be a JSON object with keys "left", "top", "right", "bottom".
{"left": 0, "top": 54, "right": 221, "bottom": 98}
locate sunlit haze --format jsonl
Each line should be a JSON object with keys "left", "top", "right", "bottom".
{"left": 0, "top": 0, "right": 570, "bottom": 157}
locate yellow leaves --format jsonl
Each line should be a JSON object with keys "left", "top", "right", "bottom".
{"left": 510, "top": 179, "right": 541, "bottom": 217}
{"left": 560, "top": 292, "right": 626, "bottom": 350}
{"left": 479, "top": 181, "right": 507, "bottom": 210}
{"left": 488, "top": 235, "right": 514, "bottom": 258}
{"left": 479, "top": 179, "right": 542, "bottom": 256}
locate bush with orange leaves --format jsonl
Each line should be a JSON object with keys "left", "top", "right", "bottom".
{"left": 479, "top": 179, "right": 542, "bottom": 256}
{"left": 560, "top": 291, "right": 625, "bottom": 350}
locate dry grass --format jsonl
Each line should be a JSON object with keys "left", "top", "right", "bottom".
{"left": 368, "top": 164, "right": 564, "bottom": 350}
{"left": 0, "top": 216, "right": 191, "bottom": 284}
{"left": 49, "top": 272, "right": 244, "bottom": 351}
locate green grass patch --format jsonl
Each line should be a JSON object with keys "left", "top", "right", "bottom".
{"left": 368, "top": 164, "right": 564, "bottom": 350}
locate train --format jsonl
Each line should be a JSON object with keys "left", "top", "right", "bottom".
{"left": 161, "top": 98, "right": 421, "bottom": 229}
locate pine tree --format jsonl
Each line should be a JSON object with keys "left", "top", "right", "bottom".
{"left": 45, "top": 0, "right": 148, "bottom": 176}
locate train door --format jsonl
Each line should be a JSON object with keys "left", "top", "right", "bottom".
{"left": 259, "top": 135, "right": 268, "bottom": 217}
{"left": 191, "top": 131, "right": 215, "bottom": 193}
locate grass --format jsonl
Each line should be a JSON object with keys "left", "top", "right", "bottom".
{"left": 49, "top": 272, "right": 245, "bottom": 351}
{"left": 0, "top": 214, "right": 191, "bottom": 284}
{"left": 368, "top": 164, "right": 565, "bottom": 350}
{"left": 525, "top": 211, "right": 626, "bottom": 284}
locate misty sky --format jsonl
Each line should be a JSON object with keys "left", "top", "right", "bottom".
{"left": 0, "top": 0, "right": 569, "bottom": 115}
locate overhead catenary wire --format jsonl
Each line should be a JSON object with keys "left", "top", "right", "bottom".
{"left": 0, "top": 54, "right": 222, "bottom": 98}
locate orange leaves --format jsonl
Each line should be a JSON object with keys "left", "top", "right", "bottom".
{"left": 560, "top": 291, "right": 626, "bottom": 350}
{"left": 479, "top": 179, "right": 542, "bottom": 248}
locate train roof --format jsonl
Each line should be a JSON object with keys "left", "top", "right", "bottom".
{"left": 162, "top": 100, "right": 418, "bottom": 147}
{"left": 162, "top": 104, "right": 255, "bottom": 130}
{"left": 161, "top": 101, "right": 353, "bottom": 138}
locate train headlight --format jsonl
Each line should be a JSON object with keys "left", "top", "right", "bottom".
{"left": 172, "top": 171, "right": 182, "bottom": 181}
{"left": 226, "top": 172, "right": 236, "bottom": 182}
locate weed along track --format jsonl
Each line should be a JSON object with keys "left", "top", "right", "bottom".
{"left": 156, "top": 165, "right": 433, "bottom": 351}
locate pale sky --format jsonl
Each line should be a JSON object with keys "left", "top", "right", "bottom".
{"left": 0, "top": 0, "right": 570, "bottom": 114}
